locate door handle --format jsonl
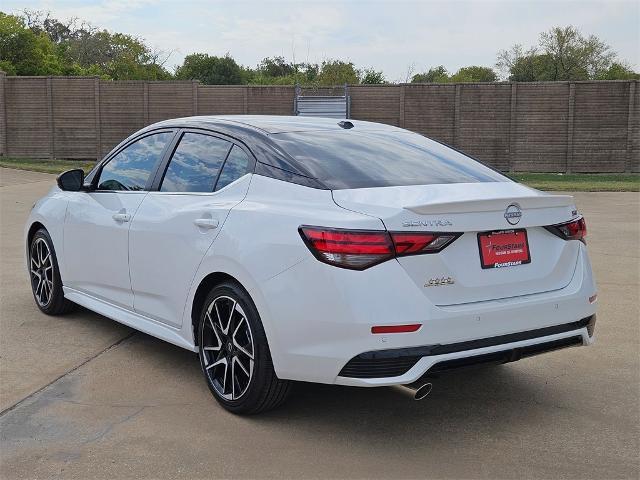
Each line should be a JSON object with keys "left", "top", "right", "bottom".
{"left": 194, "top": 218, "right": 219, "bottom": 230}
{"left": 112, "top": 212, "right": 131, "bottom": 223}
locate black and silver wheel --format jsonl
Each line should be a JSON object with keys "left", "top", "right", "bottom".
{"left": 28, "top": 228, "right": 75, "bottom": 315}
{"left": 202, "top": 295, "right": 255, "bottom": 400}
{"left": 30, "top": 236, "right": 54, "bottom": 308}
{"left": 198, "top": 281, "right": 290, "bottom": 414}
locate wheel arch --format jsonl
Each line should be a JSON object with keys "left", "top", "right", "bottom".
{"left": 26, "top": 221, "right": 47, "bottom": 249}
{"left": 191, "top": 271, "right": 244, "bottom": 347}
{"left": 183, "top": 254, "right": 284, "bottom": 375}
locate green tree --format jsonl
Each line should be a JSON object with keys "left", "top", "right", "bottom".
{"left": 298, "top": 62, "right": 319, "bottom": 83}
{"left": 496, "top": 46, "right": 556, "bottom": 81}
{"left": 359, "top": 68, "right": 385, "bottom": 84}
{"left": 316, "top": 60, "right": 359, "bottom": 85}
{"left": 175, "top": 53, "right": 244, "bottom": 84}
{"left": 0, "top": 12, "right": 63, "bottom": 75}
{"left": 497, "top": 26, "right": 634, "bottom": 81}
{"left": 17, "top": 9, "right": 171, "bottom": 80}
{"left": 411, "top": 65, "right": 449, "bottom": 83}
{"left": 258, "top": 56, "right": 295, "bottom": 78}
{"left": 595, "top": 62, "right": 640, "bottom": 80}
{"left": 450, "top": 65, "right": 498, "bottom": 82}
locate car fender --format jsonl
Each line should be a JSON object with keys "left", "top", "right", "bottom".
{"left": 179, "top": 250, "right": 285, "bottom": 363}
{"left": 24, "top": 187, "right": 70, "bottom": 279}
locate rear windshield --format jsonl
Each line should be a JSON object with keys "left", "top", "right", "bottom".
{"left": 270, "top": 130, "right": 510, "bottom": 189}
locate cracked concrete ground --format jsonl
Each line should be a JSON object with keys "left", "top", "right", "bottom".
{"left": 0, "top": 167, "right": 638, "bottom": 479}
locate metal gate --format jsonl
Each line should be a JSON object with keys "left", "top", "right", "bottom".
{"left": 294, "top": 85, "right": 350, "bottom": 119}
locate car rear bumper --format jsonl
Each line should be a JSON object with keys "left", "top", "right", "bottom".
{"left": 335, "top": 315, "right": 594, "bottom": 386}
{"left": 260, "top": 243, "right": 597, "bottom": 385}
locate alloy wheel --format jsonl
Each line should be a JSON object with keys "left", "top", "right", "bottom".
{"left": 30, "top": 237, "right": 54, "bottom": 307}
{"left": 201, "top": 295, "right": 255, "bottom": 400}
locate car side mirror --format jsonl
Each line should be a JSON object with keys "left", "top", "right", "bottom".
{"left": 56, "top": 169, "right": 85, "bottom": 192}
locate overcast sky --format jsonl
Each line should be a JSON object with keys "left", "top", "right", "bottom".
{"left": 4, "top": 0, "right": 639, "bottom": 81}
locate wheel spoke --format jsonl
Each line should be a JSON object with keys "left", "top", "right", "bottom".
{"left": 233, "top": 319, "right": 254, "bottom": 360}
{"left": 231, "top": 359, "right": 236, "bottom": 399}
{"left": 38, "top": 281, "right": 46, "bottom": 303}
{"left": 213, "top": 302, "right": 228, "bottom": 335}
{"left": 228, "top": 299, "right": 236, "bottom": 323}
{"left": 206, "top": 356, "right": 227, "bottom": 371}
{"left": 221, "top": 299, "right": 236, "bottom": 334}
{"left": 233, "top": 355, "right": 250, "bottom": 377}
{"left": 204, "top": 312, "right": 222, "bottom": 351}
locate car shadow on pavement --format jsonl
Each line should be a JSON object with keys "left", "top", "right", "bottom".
{"left": 125, "top": 330, "right": 548, "bottom": 443}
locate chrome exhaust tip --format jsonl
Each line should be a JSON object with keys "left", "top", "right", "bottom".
{"left": 394, "top": 382, "right": 433, "bottom": 400}
{"left": 413, "top": 382, "right": 432, "bottom": 400}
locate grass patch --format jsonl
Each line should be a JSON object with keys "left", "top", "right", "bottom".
{"left": 0, "top": 158, "right": 638, "bottom": 192}
{"left": 511, "top": 173, "right": 639, "bottom": 192}
{"left": 0, "top": 158, "right": 96, "bottom": 175}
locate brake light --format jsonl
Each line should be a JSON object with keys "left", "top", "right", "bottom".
{"left": 299, "top": 226, "right": 460, "bottom": 270}
{"left": 545, "top": 217, "right": 587, "bottom": 243}
{"left": 299, "top": 227, "right": 394, "bottom": 270}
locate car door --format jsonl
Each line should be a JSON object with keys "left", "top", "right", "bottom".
{"left": 128, "top": 130, "right": 255, "bottom": 327}
{"left": 63, "top": 130, "right": 175, "bottom": 309}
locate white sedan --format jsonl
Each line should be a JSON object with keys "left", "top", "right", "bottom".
{"left": 25, "top": 116, "right": 597, "bottom": 414}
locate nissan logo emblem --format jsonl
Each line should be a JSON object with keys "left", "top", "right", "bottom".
{"left": 504, "top": 203, "right": 522, "bottom": 225}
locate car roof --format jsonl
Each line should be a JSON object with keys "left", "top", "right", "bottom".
{"left": 151, "top": 115, "right": 405, "bottom": 135}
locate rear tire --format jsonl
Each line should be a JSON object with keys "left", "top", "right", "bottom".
{"left": 28, "top": 228, "right": 75, "bottom": 315}
{"left": 197, "top": 281, "right": 291, "bottom": 414}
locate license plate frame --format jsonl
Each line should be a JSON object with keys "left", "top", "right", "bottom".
{"left": 477, "top": 229, "right": 531, "bottom": 269}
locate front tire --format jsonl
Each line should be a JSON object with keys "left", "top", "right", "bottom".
{"left": 197, "top": 281, "right": 290, "bottom": 414}
{"left": 28, "top": 228, "right": 75, "bottom": 315}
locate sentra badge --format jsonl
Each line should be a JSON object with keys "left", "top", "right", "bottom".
{"left": 403, "top": 219, "right": 453, "bottom": 228}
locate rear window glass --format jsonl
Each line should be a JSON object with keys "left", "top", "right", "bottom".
{"left": 270, "top": 130, "right": 510, "bottom": 189}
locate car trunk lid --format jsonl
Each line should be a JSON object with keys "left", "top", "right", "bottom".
{"left": 332, "top": 182, "right": 581, "bottom": 305}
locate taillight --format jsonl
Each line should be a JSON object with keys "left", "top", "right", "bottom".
{"left": 391, "top": 232, "right": 460, "bottom": 256}
{"left": 298, "top": 227, "right": 394, "bottom": 270}
{"left": 545, "top": 217, "right": 587, "bottom": 243}
{"left": 299, "top": 226, "right": 460, "bottom": 270}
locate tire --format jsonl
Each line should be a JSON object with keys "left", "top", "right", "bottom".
{"left": 28, "top": 228, "right": 75, "bottom": 315}
{"left": 197, "top": 281, "right": 291, "bottom": 414}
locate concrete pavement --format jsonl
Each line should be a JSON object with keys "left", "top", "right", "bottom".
{"left": 0, "top": 167, "right": 638, "bottom": 479}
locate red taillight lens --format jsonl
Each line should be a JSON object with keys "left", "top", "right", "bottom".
{"left": 546, "top": 217, "right": 587, "bottom": 243}
{"left": 299, "top": 226, "right": 460, "bottom": 270}
{"left": 390, "top": 232, "right": 460, "bottom": 256}
{"left": 299, "top": 226, "right": 394, "bottom": 270}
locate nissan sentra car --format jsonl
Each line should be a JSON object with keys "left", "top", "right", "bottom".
{"left": 25, "top": 115, "right": 597, "bottom": 413}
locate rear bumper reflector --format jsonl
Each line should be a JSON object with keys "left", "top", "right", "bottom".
{"left": 371, "top": 324, "right": 421, "bottom": 334}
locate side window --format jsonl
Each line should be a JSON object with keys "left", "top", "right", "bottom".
{"left": 98, "top": 132, "right": 173, "bottom": 191}
{"left": 160, "top": 133, "right": 232, "bottom": 192}
{"left": 215, "top": 146, "right": 252, "bottom": 191}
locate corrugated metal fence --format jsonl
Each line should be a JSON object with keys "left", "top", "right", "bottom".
{"left": 295, "top": 85, "right": 350, "bottom": 118}
{"left": 0, "top": 73, "right": 637, "bottom": 173}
